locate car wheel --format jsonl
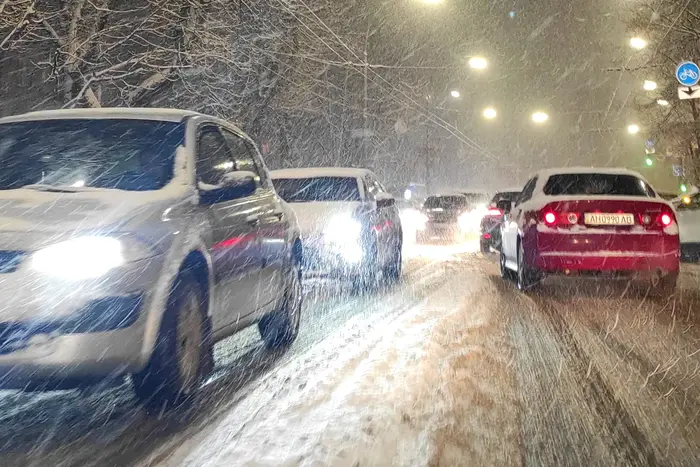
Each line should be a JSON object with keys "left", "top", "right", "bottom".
{"left": 133, "top": 273, "right": 207, "bottom": 412}
{"left": 259, "top": 258, "right": 303, "bottom": 349}
{"left": 480, "top": 239, "right": 490, "bottom": 254}
{"left": 650, "top": 271, "right": 678, "bottom": 298}
{"left": 352, "top": 240, "right": 379, "bottom": 294}
{"left": 384, "top": 240, "right": 402, "bottom": 284}
{"left": 500, "top": 249, "right": 513, "bottom": 280}
{"left": 517, "top": 242, "right": 540, "bottom": 291}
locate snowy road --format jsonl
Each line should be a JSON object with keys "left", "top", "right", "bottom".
{"left": 0, "top": 244, "right": 699, "bottom": 466}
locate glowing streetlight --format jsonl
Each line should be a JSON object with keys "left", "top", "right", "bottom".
{"left": 469, "top": 56, "right": 488, "bottom": 70}
{"left": 627, "top": 124, "right": 640, "bottom": 135}
{"left": 657, "top": 99, "right": 670, "bottom": 106}
{"left": 482, "top": 107, "right": 497, "bottom": 120}
{"left": 532, "top": 111, "right": 549, "bottom": 124}
{"left": 643, "top": 80, "right": 658, "bottom": 91}
{"left": 450, "top": 90, "right": 460, "bottom": 98}
{"left": 630, "top": 37, "right": 647, "bottom": 50}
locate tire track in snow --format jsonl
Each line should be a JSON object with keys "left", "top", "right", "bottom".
{"left": 140, "top": 259, "right": 459, "bottom": 466}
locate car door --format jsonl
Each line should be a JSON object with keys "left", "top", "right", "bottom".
{"left": 227, "top": 130, "right": 287, "bottom": 311}
{"left": 197, "top": 125, "right": 263, "bottom": 332}
{"left": 504, "top": 177, "right": 537, "bottom": 264}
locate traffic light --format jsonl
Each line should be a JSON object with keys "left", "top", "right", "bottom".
{"left": 681, "top": 184, "right": 688, "bottom": 193}
{"left": 645, "top": 157, "right": 653, "bottom": 167}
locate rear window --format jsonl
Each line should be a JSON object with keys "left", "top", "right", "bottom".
{"left": 543, "top": 174, "right": 656, "bottom": 198}
{"left": 462, "top": 193, "right": 490, "bottom": 205}
{"left": 490, "top": 191, "right": 520, "bottom": 204}
{"left": 423, "top": 195, "right": 467, "bottom": 209}
{"left": 273, "top": 176, "right": 360, "bottom": 202}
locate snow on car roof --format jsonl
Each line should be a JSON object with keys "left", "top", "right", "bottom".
{"left": 531, "top": 166, "right": 647, "bottom": 180}
{"left": 271, "top": 167, "right": 372, "bottom": 179}
{"left": 0, "top": 107, "right": 203, "bottom": 124}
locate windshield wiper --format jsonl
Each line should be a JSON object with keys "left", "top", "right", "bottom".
{"left": 20, "top": 184, "right": 94, "bottom": 193}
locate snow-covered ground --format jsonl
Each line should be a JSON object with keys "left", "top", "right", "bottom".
{"left": 150, "top": 260, "right": 520, "bottom": 467}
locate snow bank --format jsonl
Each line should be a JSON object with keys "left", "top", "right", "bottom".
{"left": 156, "top": 268, "right": 521, "bottom": 467}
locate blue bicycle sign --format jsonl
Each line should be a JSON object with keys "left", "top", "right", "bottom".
{"left": 676, "top": 61, "right": 700, "bottom": 87}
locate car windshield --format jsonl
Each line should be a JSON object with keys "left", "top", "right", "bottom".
{"left": 490, "top": 191, "right": 520, "bottom": 204}
{"left": 0, "top": 119, "right": 184, "bottom": 191}
{"left": 273, "top": 176, "right": 361, "bottom": 202}
{"left": 423, "top": 195, "right": 467, "bottom": 210}
{"left": 543, "top": 173, "right": 656, "bottom": 197}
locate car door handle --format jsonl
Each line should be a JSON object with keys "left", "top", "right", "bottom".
{"left": 246, "top": 215, "right": 260, "bottom": 226}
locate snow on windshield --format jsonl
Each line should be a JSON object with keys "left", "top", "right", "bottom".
{"left": 273, "top": 177, "right": 361, "bottom": 202}
{"left": 0, "top": 120, "right": 184, "bottom": 191}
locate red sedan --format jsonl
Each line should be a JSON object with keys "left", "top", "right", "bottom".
{"left": 499, "top": 168, "right": 679, "bottom": 294}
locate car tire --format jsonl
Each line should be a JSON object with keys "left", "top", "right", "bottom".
{"left": 352, "top": 240, "right": 379, "bottom": 294}
{"left": 517, "top": 241, "right": 540, "bottom": 291}
{"left": 259, "top": 258, "right": 303, "bottom": 349}
{"left": 133, "top": 273, "right": 208, "bottom": 412}
{"left": 384, "top": 239, "right": 402, "bottom": 284}
{"left": 480, "top": 239, "right": 490, "bottom": 254}
{"left": 500, "top": 249, "right": 513, "bottom": 281}
{"left": 650, "top": 271, "right": 678, "bottom": 298}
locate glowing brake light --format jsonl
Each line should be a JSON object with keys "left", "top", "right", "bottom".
{"left": 543, "top": 211, "right": 557, "bottom": 225}
{"left": 660, "top": 213, "right": 673, "bottom": 227}
{"left": 487, "top": 208, "right": 503, "bottom": 216}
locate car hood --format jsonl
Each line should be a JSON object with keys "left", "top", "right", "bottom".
{"left": 286, "top": 201, "right": 363, "bottom": 236}
{"left": 0, "top": 188, "right": 184, "bottom": 235}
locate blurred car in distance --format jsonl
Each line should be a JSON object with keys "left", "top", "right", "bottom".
{"left": 271, "top": 168, "right": 402, "bottom": 291}
{"left": 499, "top": 167, "right": 679, "bottom": 295}
{"left": 0, "top": 108, "right": 304, "bottom": 411}
{"left": 480, "top": 189, "right": 521, "bottom": 253}
{"left": 417, "top": 193, "right": 475, "bottom": 243}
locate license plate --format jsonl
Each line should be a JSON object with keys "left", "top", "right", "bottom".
{"left": 584, "top": 213, "right": 635, "bottom": 226}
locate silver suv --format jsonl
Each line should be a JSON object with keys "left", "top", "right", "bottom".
{"left": 0, "top": 108, "right": 303, "bottom": 410}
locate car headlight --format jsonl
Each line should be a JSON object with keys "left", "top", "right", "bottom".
{"left": 31, "top": 236, "right": 147, "bottom": 280}
{"left": 323, "top": 214, "right": 362, "bottom": 246}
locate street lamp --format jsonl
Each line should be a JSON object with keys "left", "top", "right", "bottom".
{"left": 643, "top": 80, "right": 658, "bottom": 91}
{"left": 450, "top": 90, "right": 460, "bottom": 98}
{"left": 630, "top": 37, "right": 647, "bottom": 50}
{"left": 468, "top": 56, "right": 488, "bottom": 70}
{"left": 532, "top": 111, "right": 549, "bottom": 123}
{"left": 482, "top": 107, "right": 497, "bottom": 120}
{"left": 627, "top": 124, "right": 640, "bottom": 135}
{"left": 657, "top": 99, "right": 670, "bottom": 106}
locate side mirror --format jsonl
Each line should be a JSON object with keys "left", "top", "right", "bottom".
{"left": 199, "top": 171, "right": 258, "bottom": 205}
{"left": 496, "top": 199, "right": 512, "bottom": 214}
{"left": 376, "top": 193, "right": 395, "bottom": 209}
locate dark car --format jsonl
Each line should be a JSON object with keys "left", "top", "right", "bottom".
{"left": 480, "top": 190, "right": 521, "bottom": 253}
{"left": 417, "top": 194, "right": 471, "bottom": 243}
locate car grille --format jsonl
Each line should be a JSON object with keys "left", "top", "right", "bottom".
{"left": 0, "top": 251, "right": 25, "bottom": 274}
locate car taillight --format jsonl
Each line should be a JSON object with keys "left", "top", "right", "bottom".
{"left": 488, "top": 208, "right": 503, "bottom": 216}
{"left": 660, "top": 213, "right": 673, "bottom": 227}
{"left": 543, "top": 211, "right": 557, "bottom": 225}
